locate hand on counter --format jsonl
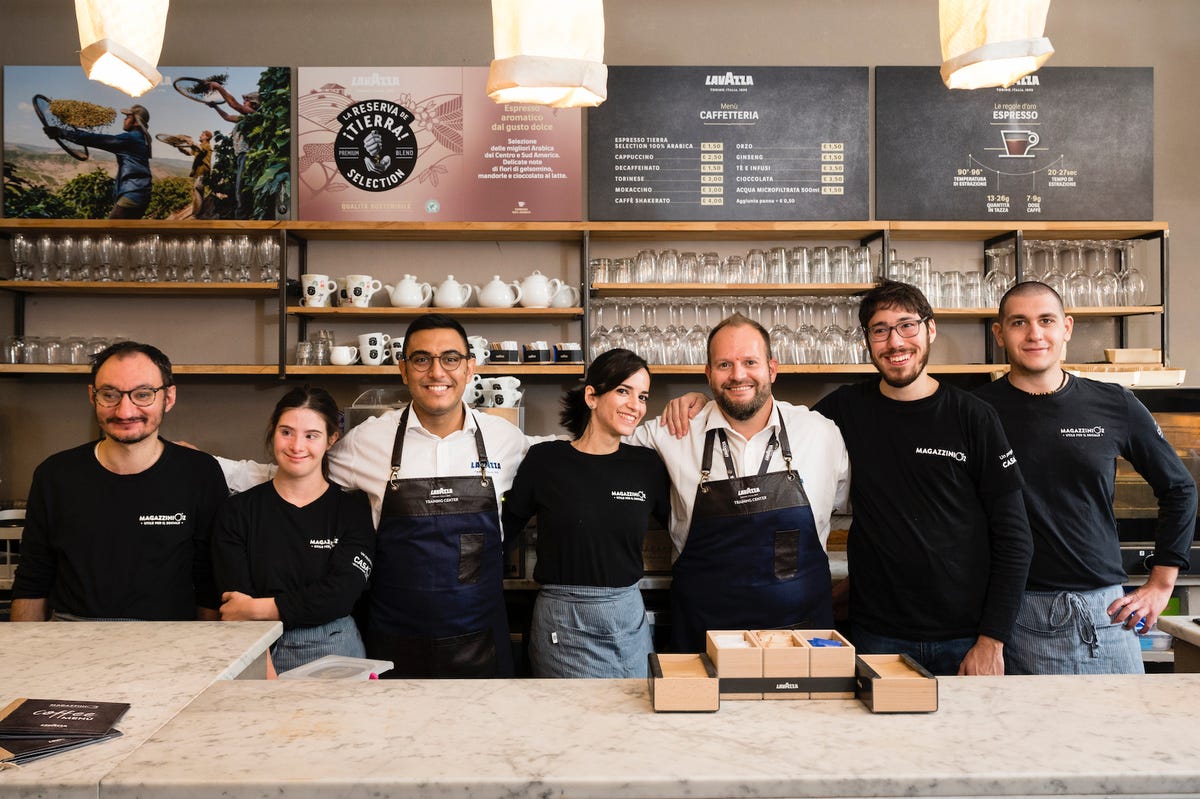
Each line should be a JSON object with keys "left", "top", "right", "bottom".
{"left": 957, "top": 634, "right": 1005, "bottom": 676}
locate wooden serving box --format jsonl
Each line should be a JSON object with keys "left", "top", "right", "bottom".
{"left": 855, "top": 654, "right": 938, "bottom": 713}
{"left": 705, "top": 630, "right": 763, "bottom": 700}
{"left": 796, "top": 629, "right": 856, "bottom": 699}
{"left": 752, "top": 630, "right": 811, "bottom": 700}
{"left": 647, "top": 653, "right": 720, "bottom": 713}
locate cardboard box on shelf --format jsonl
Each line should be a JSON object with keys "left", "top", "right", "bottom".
{"left": 753, "top": 630, "right": 811, "bottom": 700}
{"left": 797, "top": 629, "right": 856, "bottom": 699}
{"left": 647, "top": 653, "right": 719, "bottom": 713}
{"left": 705, "top": 630, "right": 763, "bottom": 700}
{"left": 855, "top": 654, "right": 938, "bottom": 713}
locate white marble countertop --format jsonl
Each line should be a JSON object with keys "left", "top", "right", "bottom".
{"left": 1157, "top": 615, "right": 1200, "bottom": 647}
{"left": 102, "top": 673, "right": 1200, "bottom": 799}
{"left": 0, "top": 621, "right": 280, "bottom": 799}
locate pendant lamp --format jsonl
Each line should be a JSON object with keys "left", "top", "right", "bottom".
{"left": 940, "top": 0, "right": 1054, "bottom": 90}
{"left": 486, "top": 0, "right": 607, "bottom": 108}
{"left": 75, "top": 0, "right": 169, "bottom": 97}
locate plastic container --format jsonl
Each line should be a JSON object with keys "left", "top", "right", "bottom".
{"left": 1140, "top": 630, "right": 1173, "bottom": 651}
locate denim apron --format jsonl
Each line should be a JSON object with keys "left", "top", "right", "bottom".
{"left": 669, "top": 419, "right": 832, "bottom": 653}
{"left": 365, "top": 407, "right": 512, "bottom": 677}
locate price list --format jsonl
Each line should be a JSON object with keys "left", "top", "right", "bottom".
{"left": 589, "top": 67, "right": 868, "bottom": 221}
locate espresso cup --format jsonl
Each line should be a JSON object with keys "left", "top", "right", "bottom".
{"left": 388, "top": 337, "right": 406, "bottom": 364}
{"left": 471, "top": 346, "right": 491, "bottom": 363}
{"left": 330, "top": 345, "right": 359, "bottom": 365}
{"left": 301, "top": 273, "right": 337, "bottom": 308}
{"left": 345, "top": 274, "right": 383, "bottom": 308}
{"left": 467, "top": 335, "right": 489, "bottom": 350}
{"left": 358, "top": 332, "right": 392, "bottom": 365}
{"left": 484, "top": 387, "right": 522, "bottom": 407}
{"left": 1001, "top": 129, "right": 1039, "bottom": 157}
{"left": 486, "top": 375, "right": 522, "bottom": 392}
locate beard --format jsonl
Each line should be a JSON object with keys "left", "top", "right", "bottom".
{"left": 872, "top": 344, "right": 931, "bottom": 389}
{"left": 99, "top": 413, "right": 156, "bottom": 445}
{"left": 714, "top": 380, "right": 772, "bottom": 421}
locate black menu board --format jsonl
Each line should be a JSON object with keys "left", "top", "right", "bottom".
{"left": 588, "top": 67, "right": 869, "bottom": 220}
{"left": 876, "top": 66, "right": 1153, "bottom": 220}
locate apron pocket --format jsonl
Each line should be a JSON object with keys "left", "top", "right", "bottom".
{"left": 432, "top": 628, "right": 496, "bottom": 676}
{"left": 774, "top": 529, "right": 800, "bottom": 579}
{"left": 458, "top": 532, "right": 484, "bottom": 583}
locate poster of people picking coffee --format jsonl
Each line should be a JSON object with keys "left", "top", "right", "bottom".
{"left": 3, "top": 65, "right": 290, "bottom": 220}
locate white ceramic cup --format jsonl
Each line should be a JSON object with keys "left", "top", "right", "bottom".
{"left": 358, "top": 332, "right": 392, "bottom": 365}
{"left": 550, "top": 285, "right": 581, "bottom": 308}
{"left": 484, "top": 387, "right": 522, "bottom": 407}
{"left": 330, "top": 345, "right": 359, "bottom": 365}
{"left": 486, "top": 375, "right": 522, "bottom": 392}
{"left": 388, "top": 337, "right": 406, "bottom": 364}
{"left": 471, "top": 346, "right": 491, "bottom": 363}
{"left": 345, "top": 274, "right": 383, "bottom": 308}
{"left": 301, "top": 274, "right": 337, "bottom": 308}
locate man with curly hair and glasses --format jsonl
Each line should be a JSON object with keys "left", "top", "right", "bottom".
{"left": 11, "top": 342, "right": 228, "bottom": 622}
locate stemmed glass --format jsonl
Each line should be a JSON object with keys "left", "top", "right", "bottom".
{"left": 1061, "top": 240, "right": 1090, "bottom": 307}
{"left": 181, "top": 236, "right": 198, "bottom": 282}
{"left": 56, "top": 234, "right": 76, "bottom": 281}
{"left": 684, "top": 300, "right": 709, "bottom": 365}
{"left": 1091, "top": 240, "right": 1121, "bottom": 307}
{"left": 35, "top": 233, "right": 54, "bottom": 281}
{"left": 163, "top": 236, "right": 181, "bottom": 282}
{"left": 589, "top": 300, "right": 612, "bottom": 359}
{"left": 76, "top": 234, "right": 94, "bottom": 281}
{"left": 258, "top": 236, "right": 279, "bottom": 282}
{"left": 1116, "top": 240, "right": 1146, "bottom": 306}
{"left": 218, "top": 236, "right": 237, "bottom": 282}
{"left": 96, "top": 234, "right": 115, "bottom": 282}
{"left": 143, "top": 233, "right": 161, "bottom": 282}
{"left": 234, "top": 234, "right": 252, "bottom": 282}
{"left": 110, "top": 239, "right": 128, "bottom": 281}
{"left": 198, "top": 235, "right": 215, "bottom": 283}
{"left": 768, "top": 302, "right": 794, "bottom": 365}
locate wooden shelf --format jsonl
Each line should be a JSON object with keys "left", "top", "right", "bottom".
{"left": 585, "top": 221, "right": 885, "bottom": 241}
{"left": 0, "top": 219, "right": 280, "bottom": 234}
{"left": 888, "top": 221, "right": 1169, "bottom": 242}
{"left": 286, "top": 363, "right": 583, "bottom": 376}
{"left": 591, "top": 282, "right": 874, "bottom": 297}
{"left": 283, "top": 221, "right": 586, "bottom": 241}
{"left": 0, "top": 280, "right": 277, "bottom": 296}
{"left": 287, "top": 306, "right": 582, "bottom": 318}
{"left": 0, "top": 364, "right": 279, "bottom": 375}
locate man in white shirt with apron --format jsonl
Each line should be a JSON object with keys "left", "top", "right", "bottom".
{"left": 630, "top": 315, "right": 850, "bottom": 652}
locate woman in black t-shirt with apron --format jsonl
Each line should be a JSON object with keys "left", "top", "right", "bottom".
{"left": 503, "top": 349, "right": 670, "bottom": 677}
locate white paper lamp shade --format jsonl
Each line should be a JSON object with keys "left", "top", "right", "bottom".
{"left": 940, "top": 0, "right": 1054, "bottom": 90}
{"left": 487, "top": 0, "right": 607, "bottom": 108}
{"left": 75, "top": 0, "right": 169, "bottom": 97}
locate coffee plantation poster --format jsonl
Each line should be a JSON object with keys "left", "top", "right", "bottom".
{"left": 3, "top": 65, "right": 290, "bottom": 220}
{"left": 296, "top": 67, "right": 582, "bottom": 221}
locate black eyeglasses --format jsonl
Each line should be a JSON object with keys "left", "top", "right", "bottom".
{"left": 402, "top": 351, "right": 467, "bottom": 372}
{"left": 92, "top": 386, "right": 167, "bottom": 407}
{"left": 865, "top": 316, "right": 930, "bottom": 343}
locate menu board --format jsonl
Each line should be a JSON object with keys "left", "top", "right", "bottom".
{"left": 296, "top": 67, "right": 582, "bottom": 221}
{"left": 588, "top": 67, "right": 869, "bottom": 221}
{"left": 876, "top": 66, "right": 1153, "bottom": 220}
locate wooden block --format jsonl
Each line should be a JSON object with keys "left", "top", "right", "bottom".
{"left": 856, "top": 654, "right": 938, "bottom": 713}
{"left": 706, "top": 630, "right": 763, "bottom": 700}
{"left": 797, "top": 629, "right": 856, "bottom": 699}
{"left": 648, "top": 653, "right": 720, "bottom": 712}
{"left": 752, "top": 630, "right": 810, "bottom": 700}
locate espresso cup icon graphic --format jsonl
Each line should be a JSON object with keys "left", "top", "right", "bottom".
{"left": 1001, "top": 129, "right": 1040, "bottom": 157}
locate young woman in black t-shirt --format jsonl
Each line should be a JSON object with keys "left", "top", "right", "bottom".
{"left": 213, "top": 387, "right": 375, "bottom": 674}
{"left": 503, "top": 349, "right": 670, "bottom": 677}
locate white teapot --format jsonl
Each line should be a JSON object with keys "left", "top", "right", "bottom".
{"left": 550, "top": 284, "right": 581, "bottom": 308}
{"left": 518, "top": 270, "right": 564, "bottom": 308}
{"left": 478, "top": 275, "right": 524, "bottom": 308}
{"left": 385, "top": 274, "right": 432, "bottom": 308}
{"left": 434, "top": 275, "right": 473, "bottom": 308}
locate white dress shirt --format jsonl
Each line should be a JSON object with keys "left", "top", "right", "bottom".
{"left": 627, "top": 398, "right": 850, "bottom": 559}
{"left": 219, "top": 403, "right": 549, "bottom": 529}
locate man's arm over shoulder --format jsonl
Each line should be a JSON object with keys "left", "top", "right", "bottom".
{"left": 10, "top": 460, "right": 60, "bottom": 617}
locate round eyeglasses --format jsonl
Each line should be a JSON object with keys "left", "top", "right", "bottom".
{"left": 92, "top": 386, "right": 167, "bottom": 407}
{"left": 403, "top": 351, "right": 467, "bottom": 372}
{"left": 865, "top": 316, "right": 930, "bottom": 343}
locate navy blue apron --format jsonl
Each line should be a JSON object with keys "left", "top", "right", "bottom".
{"left": 365, "top": 407, "right": 513, "bottom": 677}
{"left": 669, "top": 417, "right": 833, "bottom": 653}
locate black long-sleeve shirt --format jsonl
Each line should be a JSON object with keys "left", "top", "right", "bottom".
{"left": 212, "top": 482, "right": 375, "bottom": 628}
{"left": 814, "top": 381, "right": 1033, "bottom": 643}
{"left": 974, "top": 376, "right": 1196, "bottom": 590}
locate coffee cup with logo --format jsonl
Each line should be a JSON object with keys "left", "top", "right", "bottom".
{"left": 330, "top": 345, "right": 359, "bottom": 365}
{"left": 484, "top": 387, "right": 522, "bottom": 407}
{"left": 301, "top": 274, "right": 337, "bottom": 308}
{"left": 345, "top": 274, "right": 383, "bottom": 308}
{"left": 471, "top": 346, "right": 491, "bottom": 363}
{"left": 486, "top": 375, "right": 522, "bottom": 392}
{"left": 358, "top": 332, "right": 391, "bottom": 365}
{"left": 388, "top": 337, "right": 406, "bottom": 365}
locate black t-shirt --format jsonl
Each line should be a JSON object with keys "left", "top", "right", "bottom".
{"left": 813, "top": 381, "right": 1032, "bottom": 642}
{"left": 502, "top": 441, "right": 671, "bottom": 587}
{"left": 212, "top": 481, "right": 375, "bottom": 629}
{"left": 13, "top": 439, "right": 228, "bottom": 619}
{"left": 974, "top": 375, "right": 1197, "bottom": 591}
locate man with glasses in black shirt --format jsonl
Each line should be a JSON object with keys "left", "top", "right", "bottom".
{"left": 11, "top": 342, "right": 228, "bottom": 621}
{"left": 812, "top": 281, "right": 1033, "bottom": 675}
